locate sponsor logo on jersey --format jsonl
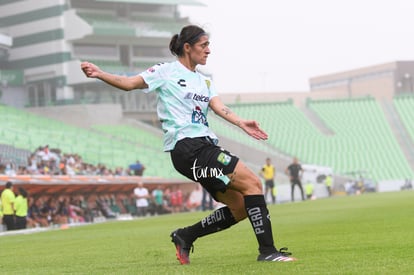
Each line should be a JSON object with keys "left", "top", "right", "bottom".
{"left": 184, "top": 92, "right": 209, "bottom": 102}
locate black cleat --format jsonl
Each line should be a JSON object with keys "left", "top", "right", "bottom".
{"left": 170, "top": 229, "right": 194, "bottom": 265}
{"left": 257, "top": 247, "right": 297, "bottom": 262}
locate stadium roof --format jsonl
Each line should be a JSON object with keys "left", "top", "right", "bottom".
{"left": 95, "top": 0, "right": 205, "bottom": 6}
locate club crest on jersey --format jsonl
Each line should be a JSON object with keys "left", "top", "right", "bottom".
{"left": 192, "top": 106, "right": 208, "bottom": 126}
{"left": 205, "top": 79, "right": 211, "bottom": 89}
{"left": 217, "top": 152, "right": 231, "bottom": 166}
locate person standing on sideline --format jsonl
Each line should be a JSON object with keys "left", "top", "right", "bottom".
{"left": 305, "top": 181, "right": 314, "bottom": 200}
{"left": 133, "top": 182, "right": 149, "bottom": 217}
{"left": 259, "top": 158, "right": 276, "bottom": 204}
{"left": 0, "top": 196, "right": 3, "bottom": 226}
{"left": 81, "top": 25, "right": 296, "bottom": 263}
{"left": 14, "top": 187, "right": 28, "bottom": 230}
{"left": 285, "top": 157, "right": 305, "bottom": 202}
{"left": 325, "top": 174, "right": 333, "bottom": 196}
{"left": 1, "top": 181, "right": 16, "bottom": 230}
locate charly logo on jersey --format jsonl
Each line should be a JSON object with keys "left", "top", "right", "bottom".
{"left": 177, "top": 79, "right": 187, "bottom": 87}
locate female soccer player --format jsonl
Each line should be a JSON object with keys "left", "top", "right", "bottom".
{"left": 81, "top": 25, "right": 296, "bottom": 264}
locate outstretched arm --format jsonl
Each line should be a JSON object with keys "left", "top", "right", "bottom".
{"left": 209, "top": 96, "right": 268, "bottom": 140}
{"left": 80, "top": 61, "right": 148, "bottom": 91}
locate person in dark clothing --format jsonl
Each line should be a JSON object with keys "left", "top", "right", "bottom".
{"left": 129, "top": 160, "right": 145, "bottom": 176}
{"left": 285, "top": 157, "right": 305, "bottom": 202}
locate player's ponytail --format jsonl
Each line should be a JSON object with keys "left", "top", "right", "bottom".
{"left": 169, "top": 33, "right": 181, "bottom": 56}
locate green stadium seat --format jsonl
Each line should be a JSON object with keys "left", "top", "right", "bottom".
{"left": 209, "top": 98, "right": 414, "bottom": 182}
{"left": 0, "top": 105, "right": 183, "bottom": 179}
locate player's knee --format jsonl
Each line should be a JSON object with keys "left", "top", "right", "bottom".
{"left": 249, "top": 176, "right": 263, "bottom": 194}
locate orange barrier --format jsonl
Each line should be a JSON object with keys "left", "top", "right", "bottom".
{"left": 0, "top": 175, "right": 194, "bottom": 196}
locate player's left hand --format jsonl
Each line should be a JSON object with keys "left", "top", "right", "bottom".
{"left": 239, "top": 120, "right": 268, "bottom": 140}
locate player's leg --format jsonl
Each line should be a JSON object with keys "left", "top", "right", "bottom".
{"left": 170, "top": 139, "right": 294, "bottom": 263}
{"left": 271, "top": 187, "right": 276, "bottom": 204}
{"left": 270, "top": 180, "right": 276, "bottom": 204}
{"left": 222, "top": 160, "right": 295, "bottom": 261}
{"left": 171, "top": 159, "right": 294, "bottom": 264}
{"left": 264, "top": 183, "right": 270, "bottom": 203}
{"left": 170, "top": 188, "right": 240, "bottom": 265}
{"left": 298, "top": 180, "right": 305, "bottom": 201}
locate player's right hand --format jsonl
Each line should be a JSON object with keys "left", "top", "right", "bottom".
{"left": 81, "top": 61, "right": 101, "bottom": 78}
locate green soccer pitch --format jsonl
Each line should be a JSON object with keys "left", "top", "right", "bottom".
{"left": 1, "top": 191, "right": 413, "bottom": 274}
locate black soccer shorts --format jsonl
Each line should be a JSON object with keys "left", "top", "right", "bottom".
{"left": 170, "top": 137, "right": 239, "bottom": 200}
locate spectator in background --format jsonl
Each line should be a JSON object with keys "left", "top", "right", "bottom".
{"left": 1, "top": 181, "right": 15, "bottom": 230}
{"left": 14, "top": 187, "right": 28, "bottom": 230}
{"left": 27, "top": 154, "right": 39, "bottom": 174}
{"left": 129, "top": 160, "right": 146, "bottom": 176}
{"left": 186, "top": 184, "right": 202, "bottom": 212}
{"left": 152, "top": 185, "right": 164, "bottom": 215}
{"left": 28, "top": 198, "right": 49, "bottom": 227}
{"left": 134, "top": 182, "right": 149, "bottom": 217}
{"left": 201, "top": 188, "right": 213, "bottom": 211}
{"left": 68, "top": 197, "right": 85, "bottom": 223}
{"left": 170, "top": 185, "right": 183, "bottom": 213}
{"left": 65, "top": 154, "right": 76, "bottom": 176}
{"left": 55, "top": 197, "right": 70, "bottom": 224}
{"left": 35, "top": 145, "right": 49, "bottom": 161}
{"left": 285, "top": 157, "right": 305, "bottom": 202}
{"left": 115, "top": 166, "right": 128, "bottom": 176}
{"left": 44, "top": 197, "right": 67, "bottom": 225}
{"left": 4, "top": 162, "right": 16, "bottom": 176}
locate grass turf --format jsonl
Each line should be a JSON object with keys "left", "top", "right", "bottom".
{"left": 0, "top": 191, "right": 413, "bottom": 274}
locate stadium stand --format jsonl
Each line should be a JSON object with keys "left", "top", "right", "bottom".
{"left": 209, "top": 98, "right": 414, "bottom": 182}
{"left": 309, "top": 97, "right": 413, "bottom": 181}
{"left": 0, "top": 104, "right": 182, "bottom": 179}
{"left": 394, "top": 94, "right": 414, "bottom": 142}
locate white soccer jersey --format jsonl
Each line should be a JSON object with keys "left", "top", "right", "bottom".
{"left": 139, "top": 61, "right": 218, "bottom": 151}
